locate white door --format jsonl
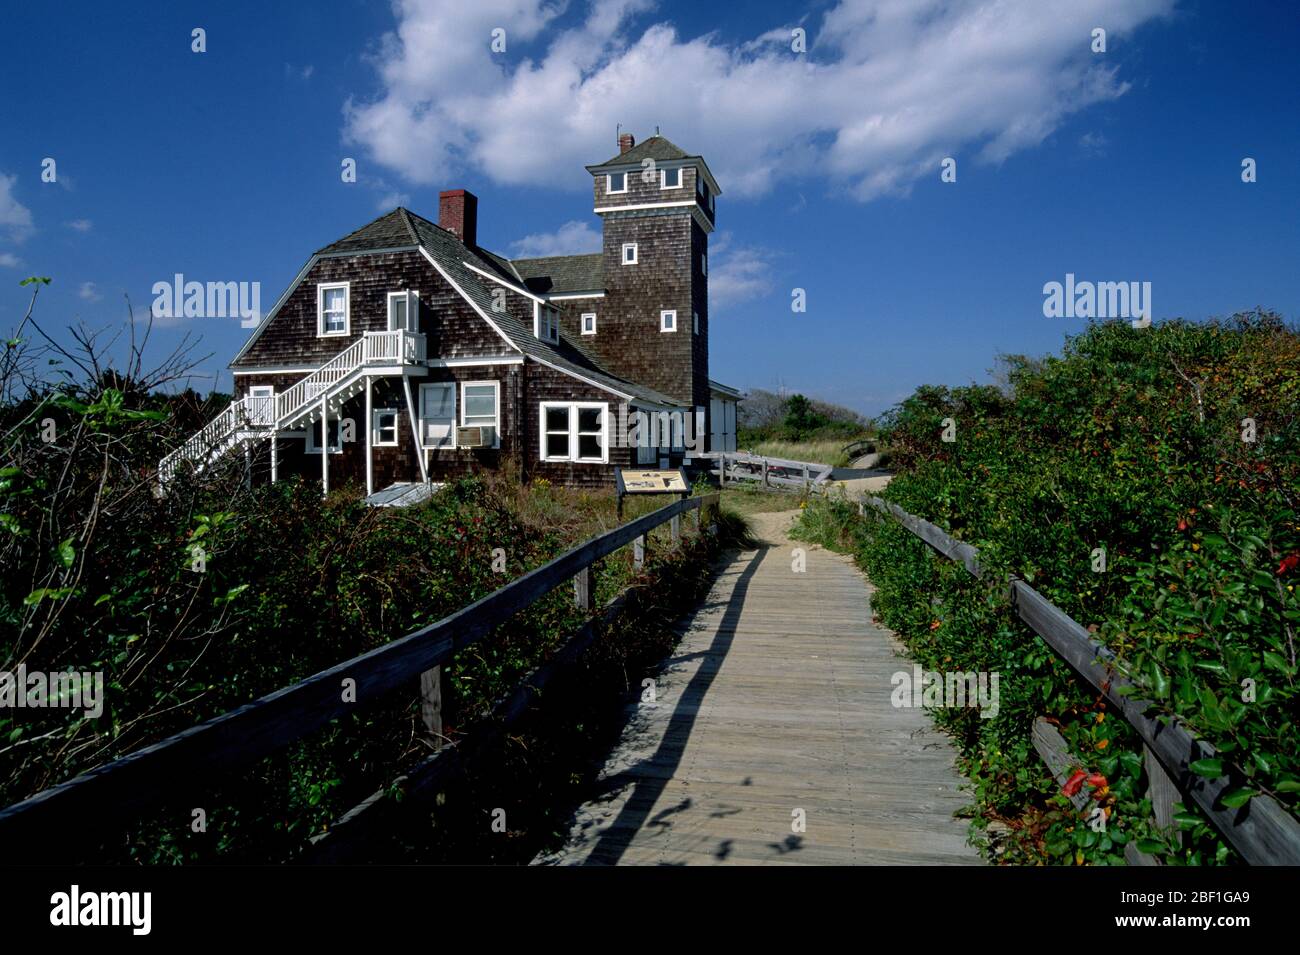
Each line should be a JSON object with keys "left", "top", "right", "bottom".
{"left": 248, "top": 385, "right": 274, "bottom": 426}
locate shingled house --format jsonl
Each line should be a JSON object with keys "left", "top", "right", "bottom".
{"left": 159, "top": 134, "right": 741, "bottom": 496}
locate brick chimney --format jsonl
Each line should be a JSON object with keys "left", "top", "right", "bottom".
{"left": 438, "top": 189, "right": 478, "bottom": 247}
{"left": 618, "top": 132, "right": 635, "bottom": 154}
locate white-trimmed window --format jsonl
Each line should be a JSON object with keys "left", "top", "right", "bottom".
{"left": 661, "top": 167, "right": 682, "bottom": 189}
{"left": 581, "top": 312, "right": 597, "bottom": 335}
{"left": 622, "top": 243, "right": 637, "bottom": 265}
{"left": 660, "top": 309, "right": 677, "bottom": 333}
{"left": 419, "top": 382, "right": 456, "bottom": 449}
{"left": 372, "top": 408, "right": 398, "bottom": 447}
{"left": 387, "top": 290, "right": 418, "bottom": 332}
{"left": 306, "top": 417, "right": 344, "bottom": 453}
{"left": 693, "top": 311, "right": 699, "bottom": 335}
{"left": 607, "top": 171, "right": 628, "bottom": 194}
{"left": 461, "top": 381, "right": 500, "bottom": 447}
{"left": 534, "top": 303, "right": 559, "bottom": 343}
{"left": 318, "top": 282, "right": 350, "bottom": 336}
{"left": 540, "top": 402, "right": 608, "bottom": 463}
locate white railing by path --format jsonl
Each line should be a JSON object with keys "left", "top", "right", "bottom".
{"left": 159, "top": 329, "right": 427, "bottom": 484}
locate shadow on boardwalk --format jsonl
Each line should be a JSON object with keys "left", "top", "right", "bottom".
{"left": 535, "top": 511, "right": 982, "bottom": 866}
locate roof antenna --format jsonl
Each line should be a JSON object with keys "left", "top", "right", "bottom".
{"left": 655, "top": 125, "right": 660, "bottom": 136}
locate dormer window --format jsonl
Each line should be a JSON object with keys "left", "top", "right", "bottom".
{"left": 660, "top": 309, "right": 677, "bottom": 333}
{"left": 607, "top": 172, "right": 628, "bottom": 194}
{"left": 622, "top": 243, "right": 638, "bottom": 265}
{"left": 534, "top": 303, "right": 559, "bottom": 343}
{"left": 661, "top": 167, "right": 682, "bottom": 189}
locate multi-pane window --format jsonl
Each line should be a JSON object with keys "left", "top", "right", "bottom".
{"left": 372, "top": 409, "right": 398, "bottom": 446}
{"left": 419, "top": 382, "right": 456, "bottom": 448}
{"left": 318, "top": 283, "right": 349, "bottom": 336}
{"left": 535, "top": 304, "right": 559, "bottom": 342}
{"left": 540, "top": 403, "right": 607, "bottom": 463}
{"left": 461, "top": 382, "right": 499, "bottom": 446}
{"left": 306, "top": 417, "right": 344, "bottom": 453}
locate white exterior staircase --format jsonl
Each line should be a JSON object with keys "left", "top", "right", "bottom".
{"left": 160, "top": 330, "right": 425, "bottom": 484}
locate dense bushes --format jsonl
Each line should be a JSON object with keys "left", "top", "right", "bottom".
{"left": 1, "top": 357, "right": 725, "bottom": 862}
{"left": 795, "top": 311, "right": 1299, "bottom": 864}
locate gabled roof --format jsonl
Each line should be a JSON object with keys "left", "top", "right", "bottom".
{"left": 235, "top": 207, "right": 680, "bottom": 407}
{"left": 511, "top": 254, "right": 604, "bottom": 295}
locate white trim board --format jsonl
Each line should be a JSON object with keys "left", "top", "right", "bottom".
{"left": 418, "top": 247, "right": 523, "bottom": 357}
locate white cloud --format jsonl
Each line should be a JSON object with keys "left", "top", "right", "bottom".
{"left": 66, "top": 219, "right": 93, "bottom": 233}
{"left": 709, "top": 233, "right": 775, "bottom": 311}
{"left": 509, "top": 220, "right": 602, "bottom": 258}
{"left": 0, "top": 252, "right": 20, "bottom": 268}
{"left": 376, "top": 191, "right": 412, "bottom": 211}
{"left": 0, "top": 172, "right": 34, "bottom": 241}
{"left": 78, "top": 281, "right": 102, "bottom": 302}
{"left": 344, "top": 0, "right": 1173, "bottom": 200}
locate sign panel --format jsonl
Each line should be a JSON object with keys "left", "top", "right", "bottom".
{"left": 620, "top": 469, "right": 688, "bottom": 493}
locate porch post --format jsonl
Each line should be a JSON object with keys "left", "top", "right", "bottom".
{"left": 320, "top": 394, "right": 329, "bottom": 495}
{"left": 402, "top": 376, "right": 428, "bottom": 484}
{"left": 364, "top": 374, "right": 374, "bottom": 497}
{"left": 270, "top": 432, "right": 278, "bottom": 484}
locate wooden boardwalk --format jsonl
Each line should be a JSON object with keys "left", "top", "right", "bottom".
{"left": 535, "top": 511, "right": 981, "bottom": 866}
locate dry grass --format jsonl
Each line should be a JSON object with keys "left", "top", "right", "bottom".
{"left": 742, "top": 438, "right": 861, "bottom": 468}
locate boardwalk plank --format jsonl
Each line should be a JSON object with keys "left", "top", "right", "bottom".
{"left": 535, "top": 511, "right": 982, "bottom": 867}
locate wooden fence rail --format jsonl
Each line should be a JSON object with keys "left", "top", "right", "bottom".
{"left": 859, "top": 495, "right": 1300, "bottom": 866}
{"left": 696, "top": 450, "right": 833, "bottom": 492}
{"left": 0, "top": 493, "right": 721, "bottom": 853}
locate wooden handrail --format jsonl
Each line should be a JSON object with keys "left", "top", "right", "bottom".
{"left": 860, "top": 495, "right": 1300, "bottom": 866}
{"left": 0, "top": 493, "right": 721, "bottom": 847}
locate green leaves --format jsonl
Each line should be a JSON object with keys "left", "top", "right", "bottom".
{"left": 1189, "top": 757, "right": 1224, "bottom": 778}
{"left": 19, "top": 276, "right": 51, "bottom": 287}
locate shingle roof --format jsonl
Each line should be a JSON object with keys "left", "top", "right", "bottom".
{"left": 315, "top": 208, "right": 419, "bottom": 254}
{"left": 511, "top": 254, "right": 604, "bottom": 295}
{"left": 242, "top": 206, "right": 682, "bottom": 406}
{"left": 588, "top": 135, "right": 694, "bottom": 169}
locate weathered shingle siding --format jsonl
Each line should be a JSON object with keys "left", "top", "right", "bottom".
{"left": 593, "top": 210, "right": 698, "bottom": 406}
{"left": 522, "top": 360, "right": 630, "bottom": 488}
{"left": 592, "top": 162, "right": 699, "bottom": 207}
{"left": 232, "top": 250, "right": 515, "bottom": 370}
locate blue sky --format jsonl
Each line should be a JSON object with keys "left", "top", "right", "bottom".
{"left": 1, "top": 0, "right": 1296, "bottom": 415}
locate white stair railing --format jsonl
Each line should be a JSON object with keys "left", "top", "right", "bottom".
{"left": 159, "top": 329, "right": 427, "bottom": 484}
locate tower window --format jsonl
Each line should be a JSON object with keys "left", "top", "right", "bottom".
{"left": 660, "top": 309, "right": 677, "bottom": 333}
{"left": 661, "top": 167, "right": 682, "bottom": 189}
{"left": 581, "top": 312, "right": 597, "bottom": 335}
{"left": 701, "top": 250, "right": 707, "bottom": 277}
{"left": 622, "top": 243, "right": 638, "bottom": 265}
{"left": 607, "top": 172, "right": 627, "bottom": 194}
{"left": 693, "top": 311, "right": 699, "bottom": 334}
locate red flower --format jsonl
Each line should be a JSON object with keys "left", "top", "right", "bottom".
{"left": 1062, "top": 770, "right": 1087, "bottom": 797}
{"left": 1277, "top": 553, "right": 1299, "bottom": 576}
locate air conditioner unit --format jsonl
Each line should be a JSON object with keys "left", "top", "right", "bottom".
{"left": 456, "top": 426, "right": 489, "bottom": 448}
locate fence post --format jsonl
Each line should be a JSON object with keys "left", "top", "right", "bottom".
{"left": 671, "top": 513, "right": 681, "bottom": 543}
{"left": 802, "top": 463, "right": 809, "bottom": 490}
{"left": 633, "top": 535, "right": 646, "bottom": 570}
{"left": 573, "top": 565, "right": 594, "bottom": 612}
{"left": 720, "top": 453, "right": 727, "bottom": 487}
{"left": 762, "top": 458, "right": 769, "bottom": 488}
{"left": 420, "top": 666, "right": 443, "bottom": 752}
